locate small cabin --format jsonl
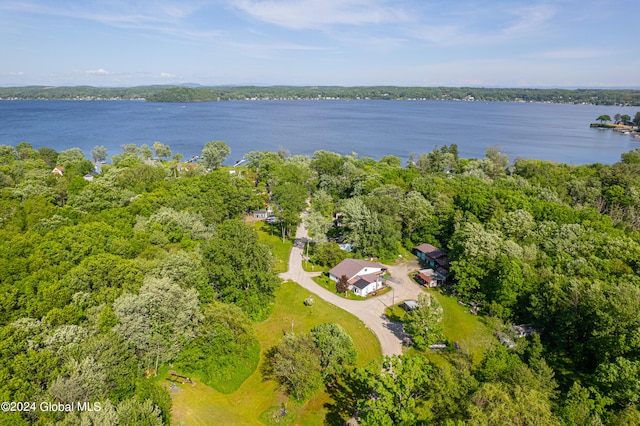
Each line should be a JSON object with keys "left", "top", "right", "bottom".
{"left": 253, "top": 209, "right": 268, "bottom": 219}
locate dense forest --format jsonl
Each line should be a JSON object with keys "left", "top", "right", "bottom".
{"left": 3, "top": 139, "right": 640, "bottom": 424}
{"left": 1, "top": 85, "right": 640, "bottom": 105}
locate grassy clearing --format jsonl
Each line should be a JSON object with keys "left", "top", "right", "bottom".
{"left": 301, "top": 259, "right": 327, "bottom": 273}
{"left": 166, "top": 375, "right": 262, "bottom": 426}
{"left": 312, "top": 274, "right": 366, "bottom": 300}
{"left": 255, "top": 281, "right": 381, "bottom": 367}
{"left": 259, "top": 405, "right": 297, "bottom": 425}
{"left": 170, "top": 281, "right": 381, "bottom": 425}
{"left": 426, "top": 289, "right": 495, "bottom": 364}
{"left": 198, "top": 340, "right": 261, "bottom": 394}
{"left": 253, "top": 220, "right": 292, "bottom": 274}
{"left": 385, "top": 290, "right": 494, "bottom": 366}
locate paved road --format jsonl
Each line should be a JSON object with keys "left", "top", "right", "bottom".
{"left": 279, "top": 222, "right": 426, "bottom": 356}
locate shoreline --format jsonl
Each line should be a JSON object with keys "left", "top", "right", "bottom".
{"left": 0, "top": 97, "right": 638, "bottom": 107}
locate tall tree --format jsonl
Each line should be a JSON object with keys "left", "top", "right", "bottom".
{"left": 403, "top": 293, "right": 445, "bottom": 350}
{"left": 139, "top": 144, "right": 153, "bottom": 160}
{"left": 271, "top": 182, "right": 307, "bottom": 242}
{"left": 467, "top": 382, "right": 561, "bottom": 426}
{"left": 202, "top": 220, "right": 279, "bottom": 320}
{"left": 309, "top": 323, "right": 356, "bottom": 378}
{"left": 90, "top": 145, "right": 108, "bottom": 163}
{"left": 303, "top": 209, "right": 332, "bottom": 243}
{"left": 355, "top": 355, "right": 433, "bottom": 425}
{"left": 265, "top": 332, "right": 323, "bottom": 401}
{"left": 201, "top": 140, "right": 231, "bottom": 170}
{"left": 113, "top": 277, "right": 202, "bottom": 372}
{"left": 152, "top": 142, "right": 172, "bottom": 160}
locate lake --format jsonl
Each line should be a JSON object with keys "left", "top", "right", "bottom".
{"left": 0, "top": 100, "right": 638, "bottom": 165}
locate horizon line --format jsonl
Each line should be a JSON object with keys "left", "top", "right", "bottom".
{"left": 1, "top": 83, "right": 640, "bottom": 91}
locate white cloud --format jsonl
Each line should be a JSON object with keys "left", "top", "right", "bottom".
{"left": 0, "top": 1, "right": 223, "bottom": 41}
{"left": 229, "top": 0, "right": 407, "bottom": 29}
{"left": 160, "top": 72, "right": 176, "bottom": 78}
{"left": 1, "top": 1, "right": 199, "bottom": 26}
{"left": 86, "top": 68, "right": 110, "bottom": 75}
{"left": 402, "top": 3, "right": 557, "bottom": 48}
{"left": 503, "top": 5, "right": 556, "bottom": 35}
{"left": 531, "top": 49, "right": 611, "bottom": 60}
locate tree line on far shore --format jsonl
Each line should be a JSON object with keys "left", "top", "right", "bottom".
{"left": 2, "top": 85, "right": 640, "bottom": 105}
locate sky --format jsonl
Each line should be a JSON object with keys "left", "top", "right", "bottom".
{"left": 1, "top": 0, "right": 639, "bottom": 88}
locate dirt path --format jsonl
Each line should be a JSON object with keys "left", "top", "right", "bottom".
{"left": 279, "top": 222, "right": 426, "bottom": 356}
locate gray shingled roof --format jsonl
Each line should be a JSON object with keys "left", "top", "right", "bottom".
{"left": 350, "top": 278, "right": 372, "bottom": 290}
{"left": 413, "top": 243, "right": 448, "bottom": 261}
{"left": 329, "top": 258, "right": 385, "bottom": 281}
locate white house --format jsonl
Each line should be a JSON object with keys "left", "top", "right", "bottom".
{"left": 328, "top": 259, "right": 387, "bottom": 297}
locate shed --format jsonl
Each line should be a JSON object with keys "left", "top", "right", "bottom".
{"left": 402, "top": 300, "right": 419, "bottom": 311}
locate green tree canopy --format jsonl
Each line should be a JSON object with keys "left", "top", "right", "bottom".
{"left": 113, "top": 277, "right": 202, "bottom": 370}
{"left": 403, "top": 293, "right": 445, "bottom": 350}
{"left": 309, "top": 323, "right": 356, "bottom": 378}
{"left": 265, "top": 332, "right": 323, "bottom": 401}
{"left": 202, "top": 220, "right": 279, "bottom": 320}
{"left": 201, "top": 140, "right": 231, "bottom": 170}
{"left": 90, "top": 145, "right": 108, "bottom": 163}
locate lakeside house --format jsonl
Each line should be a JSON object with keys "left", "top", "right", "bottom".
{"left": 328, "top": 258, "right": 387, "bottom": 297}
{"left": 415, "top": 268, "right": 447, "bottom": 288}
{"left": 252, "top": 210, "right": 268, "bottom": 219}
{"left": 252, "top": 205, "right": 274, "bottom": 220}
{"left": 413, "top": 243, "right": 449, "bottom": 269}
{"left": 82, "top": 171, "right": 100, "bottom": 182}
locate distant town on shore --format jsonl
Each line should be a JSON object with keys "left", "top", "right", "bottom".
{"left": 1, "top": 85, "right": 640, "bottom": 105}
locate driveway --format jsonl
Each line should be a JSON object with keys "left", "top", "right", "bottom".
{"left": 279, "top": 222, "right": 426, "bottom": 356}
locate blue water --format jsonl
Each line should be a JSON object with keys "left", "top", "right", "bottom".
{"left": 0, "top": 100, "right": 638, "bottom": 165}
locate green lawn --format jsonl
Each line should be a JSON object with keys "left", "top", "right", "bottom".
{"left": 312, "top": 274, "right": 366, "bottom": 300}
{"left": 253, "top": 220, "right": 293, "bottom": 274}
{"left": 427, "top": 289, "right": 495, "bottom": 364}
{"left": 197, "top": 340, "right": 261, "bottom": 394}
{"left": 301, "top": 259, "right": 327, "bottom": 273}
{"left": 385, "top": 291, "right": 494, "bottom": 365}
{"left": 170, "top": 281, "right": 381, "bottom": 425}
{"left": 384, "top": 303, "right": 408, "bottom": 322}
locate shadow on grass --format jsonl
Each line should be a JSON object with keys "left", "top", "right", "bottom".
{"left": 385, "top": 305, "right": 408, "bottom": 322}
{"left": 324, "top": 373, "right": 370, "bottom": 426}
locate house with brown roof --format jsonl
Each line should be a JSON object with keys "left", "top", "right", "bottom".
{"left": 415, "top": 268, "right": 447, "bottom": 288}
{"left": 413, "top": 243, "right": 449, "bottom": 269}
{"left": 52, "top": 166, "right": 65, "bottom": 176}
{"left": 328, "top": 258, "right": 387, "bottom": 297}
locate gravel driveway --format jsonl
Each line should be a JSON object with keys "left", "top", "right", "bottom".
{"left": 279, "top": 222, "right": 426, "bottom": 356}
